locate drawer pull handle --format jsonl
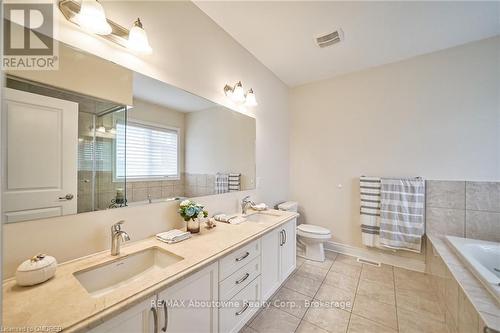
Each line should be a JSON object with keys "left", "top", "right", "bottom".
{"left": 162, "top": 300, "right": 168, "bottom": 332}
{"left": 235, "top": 251, "right": 250, "bottom": 262}
{"left": 150, "top": 306, "right": 159, "bottom": 333}
{"left": 236, "top": 273, "right": 250, "bottom": 285}
{"left": 235, "top": 302, "right": 250, "bottom": 316}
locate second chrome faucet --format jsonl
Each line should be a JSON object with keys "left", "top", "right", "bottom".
{"left": 111, "top": 220, "right": 130, "bottom": 256}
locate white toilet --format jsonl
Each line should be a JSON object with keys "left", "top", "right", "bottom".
{"left": 296, "top": 224, "right": 331, "bottom": 262}
{"left": 277, "top": 201, "right": 332, "bottom": 262}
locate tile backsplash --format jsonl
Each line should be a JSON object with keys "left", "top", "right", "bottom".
{"left": 426, "top": 180, "right": 500, "bottom": 242}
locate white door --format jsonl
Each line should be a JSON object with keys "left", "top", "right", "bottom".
{"left": 158, "top": 262, "right": 218, "bottom": 333}
{"left": 88, "top": 297, "right": 156, "bottom": 333}
{"left": 2, "top": 88, "right": 78, "bottom": 223}
{"left": 260, "top": 228, "right": 281, "bottom": 301}
{"left": 280, "top": 218, "right": 297, "bottom": 282}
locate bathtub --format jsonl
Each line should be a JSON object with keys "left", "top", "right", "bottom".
{"left": 445, "top": 236, "right": 500, "bottom": 304}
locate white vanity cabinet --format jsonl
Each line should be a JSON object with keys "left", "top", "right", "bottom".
{"left": 87, "top": 297, "right": 157, "bottom": 333}
{"left": 218, "top": 240, "right": 262, "bottom": 333}
{"left": 87, "top": 217, "right": 296, "bottom": 333}
{"left": 157, "top": 262, "right": 219, "bottom": 333}
{"left": 261, "top": 218, "right": 297, "bottom": 301}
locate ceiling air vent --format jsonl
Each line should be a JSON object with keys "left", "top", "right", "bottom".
{"left": 315, "top": 29, "right": 344, "bottom": 48}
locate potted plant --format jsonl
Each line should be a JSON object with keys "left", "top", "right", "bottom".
{"left": 178, "top": 200, "right": 208, "bottom": 233}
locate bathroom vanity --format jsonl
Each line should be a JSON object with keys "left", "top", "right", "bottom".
{"left": 2, "top": 210, "right": 297, "bottom": 333}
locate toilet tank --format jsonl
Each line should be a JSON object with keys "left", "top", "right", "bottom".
{"left": 277, "top": 201, "right": 298, "bottom": 212}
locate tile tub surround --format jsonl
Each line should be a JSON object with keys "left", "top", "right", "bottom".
{"left": 2, "top": 210, "right": 298, "bottom": 332}
{"left": 426, "top": 234, "right": 500, "bottom": 332}
{"left": 426, "top": 180, "right": 500, "bottom": 242}
{"left": 243, "top": 252, "right": 453, "bottom": 333}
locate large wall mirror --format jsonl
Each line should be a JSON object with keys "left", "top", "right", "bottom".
{"left": 2, "top": 42, "right": 256, "bottom": 223}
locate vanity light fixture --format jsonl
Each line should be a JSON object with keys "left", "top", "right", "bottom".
{"left": 75, "top": 0, "right": 111, "bottom": 35}
{"left": 59, "top": 0, "right": 153, "bottom": 54}
{"left": 244, "top": 88, "right": 258, "bottom": 107}
{"left": 127, "top": 18, "right": 153, "bottom": 54}
{"left": 224, "top": 81, "right": 257, "bottom": 107}
{"left": 224, "top": 81, "right": 246, "bottom": 103}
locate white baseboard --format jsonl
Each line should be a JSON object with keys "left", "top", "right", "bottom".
{"left": 324, "top": 240, "right": 426, "bottom": 272}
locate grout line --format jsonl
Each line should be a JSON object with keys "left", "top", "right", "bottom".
{"left": 464, "top": 182, "right": 467, "bottom": 238}
{"left": 393, "top": 266, "right": 400, "bottom": 332}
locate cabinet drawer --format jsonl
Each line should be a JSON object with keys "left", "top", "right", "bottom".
{"left": 219, "top": 239, "right": 260, "bottom": 281}
{"left": 220, "top": 256, "right": 261, "bottom": 301}
{"left": 219, "top": 277, "right": 261, "bottom": 333}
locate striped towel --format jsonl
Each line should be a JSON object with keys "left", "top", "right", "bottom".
{"left": 228, "top": 173, "right": 241, "bottom": 192}
{"left": 379, "top": 177, "right": 425, "bottom": 253}
{"left": 360, "top": 176, "right": 381, "bottom": 247}
{"left": 215, "top": 173, "right": 229, "bottom": 194}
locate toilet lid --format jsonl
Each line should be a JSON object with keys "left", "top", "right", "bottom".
{"left": 297, "top": 224, "right": 330, "bottom": 235}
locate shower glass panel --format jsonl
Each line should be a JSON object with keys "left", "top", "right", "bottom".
{"left": 77, "top": 108, "right": 127, "bottom": 213}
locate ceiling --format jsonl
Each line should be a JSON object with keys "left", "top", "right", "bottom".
{"left": 195, "top": 1, "right": 500, "bottom": 87}
{"left": 133, "top": 72, "right": 216, "bottom": 112}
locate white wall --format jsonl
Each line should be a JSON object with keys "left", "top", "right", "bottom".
{"left": 2, "top": 1, "right": 289, "bottom": 278}
{"left": 289, "top": 37, "right": 500, "bottom": 262}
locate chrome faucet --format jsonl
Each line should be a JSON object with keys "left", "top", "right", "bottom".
{"left": 111, "top": 220, "right": 130, "bottom": 256}
{"left": 241, "top": 196, "right": 255, "bottom": 215}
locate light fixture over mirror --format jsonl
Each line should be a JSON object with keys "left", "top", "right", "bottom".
{"left": 245, "top": 89, "right": 258, "bottom": 107}
{"left": 59, "top": 0, "right": 153, "bottom": 54}
{"left": 76, "top": 0, "right": 112, "bottom": 35}
{"left": 127, "top": 18, "right": 153, "bottom": 54}
{"left": 224, "top": 81, "right": 258, "bottom": 107}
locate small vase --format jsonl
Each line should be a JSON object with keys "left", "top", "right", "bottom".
{"left": 187, "top": 219, "right": 200, "bottom": 233}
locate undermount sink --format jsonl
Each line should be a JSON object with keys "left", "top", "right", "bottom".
{"left": 244, "top": 211, "right": 281, "bottom": 223}
{"left": 74, "top": 247, "right": 183, "bottom": 297}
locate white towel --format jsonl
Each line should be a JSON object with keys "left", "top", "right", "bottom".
{"left": 156, "top": 229, "right": 191, "bottom": 244}
{"left": 379, "top": 177, "right": 425, "bottom": 253}
{"left": 228, "top": 173, "right": 241, "bottom": 192}
{"left": 359, "top": 176, "right": 381, "bottom": 247}
{"left": 213, "top": 214, "right": 246, "bottom": 224}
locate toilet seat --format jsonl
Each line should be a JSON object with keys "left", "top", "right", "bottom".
{"left": 297, "top": 224, "right": 331, "bottom": 239}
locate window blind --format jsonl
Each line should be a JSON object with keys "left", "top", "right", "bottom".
{"left": 115, "top": 121, "right": 179, "bottom": 180}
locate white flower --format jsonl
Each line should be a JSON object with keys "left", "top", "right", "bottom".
{"left": 180, "top": 200, "right": 191, "bottom": 207}
{"left": 197, "top": 211, "right": 204, "bottom": 219}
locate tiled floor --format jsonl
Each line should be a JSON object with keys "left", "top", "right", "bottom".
{"left": 241, "top": 251, "right": 449, "bottom": 333}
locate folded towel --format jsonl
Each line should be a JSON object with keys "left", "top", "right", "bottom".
{"left": 156, "top": 229, "right": 192, "bottom": 244}
{"left": 213, "top": 214, "right": 246, "bottom": 224}
{"left": 359, "top": 176, "right": 381, "bottom": 248}
{"left": 379, "top": 177, "right": 425, "bottom": 253}
{"left": 251, "top": 203, "right": 268, "bottom": 211}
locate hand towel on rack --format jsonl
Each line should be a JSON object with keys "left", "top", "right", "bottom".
{"left": 215, "top": 173, "right": 229, "bottom": 194}
{"left": 379, "top": 177, "right": 425, "bottom": 253}
{"left": 359, "top": 176, "right": 381, "bottom": 247}
{"left": 228, "top": 173, "right": 241, "bottom": 192}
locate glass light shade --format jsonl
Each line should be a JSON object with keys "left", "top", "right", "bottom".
{"left": 231, "top": 82, "right": 245, "bottom": 103}
{"left": 245, "top": 89, "right": 258, "bottom": 107}
{"left": 77, "top": 0, "right": 112, "bottom": 35}
{"left": 128, "top": 19, "right": 153, "bottom": 54}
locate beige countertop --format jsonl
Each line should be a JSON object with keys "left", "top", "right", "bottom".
{"left": 2, "top": 209, "right": 298, "bottom": 332}
{"left": 427, "top": 233, "right": 500, "bottom": 332}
